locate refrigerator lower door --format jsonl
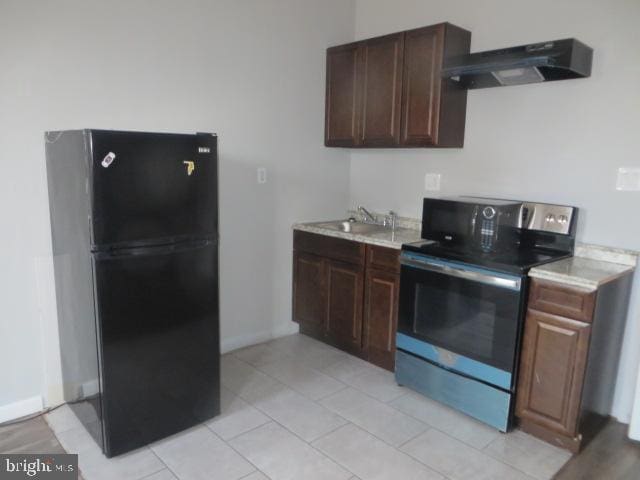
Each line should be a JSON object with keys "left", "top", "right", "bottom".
{"left": 92, "top": 240, "right": 219, "bottom": 457}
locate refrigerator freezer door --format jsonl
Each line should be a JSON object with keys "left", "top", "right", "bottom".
{"left": 92, "top": 241, "right": 219, "bottom": 457}
{"left": 89, "top": 131, "right": 217, "bottom": 249}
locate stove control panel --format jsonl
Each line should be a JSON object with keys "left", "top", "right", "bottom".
{"left": 521, "top": 203, "right": 575, "bottom": 234}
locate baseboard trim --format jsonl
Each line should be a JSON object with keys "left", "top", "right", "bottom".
{"left": 272, "top": 321, "right": 300, "bottom": 339}
{"left": 221, "top": 331, "right": 273, "bottom": 354}
{"left": 0, "top": 396, "right": 43, "bottom": 424}
{"left": 220, "top": 322, "right": 300, "bottom": 354}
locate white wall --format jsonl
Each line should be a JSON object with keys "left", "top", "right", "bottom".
{"left": 350, "top": 0, "right": 640, "bottom": 422}
{"left": 3, "top": 0, "right": 638, "bottom": 426}
{"left": 0, "top": 0, "right": 354, "bottom": 415}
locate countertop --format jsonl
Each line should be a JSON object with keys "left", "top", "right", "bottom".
{"left": 529, "top": 244, "right": 637, "bottom": 291}
{"left": 293, "top": 220, "right": 422, "bottom": 250}
{"left": 294, "top": 218, "right": 638, "bottom": 290}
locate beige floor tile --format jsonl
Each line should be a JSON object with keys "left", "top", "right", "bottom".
{"left": 297, "top": 346, "right": 351, "bottom": 371}
{"left": 221, "top": 355, "right": 283, "bottom": 403}
{"left": 253, "top": 385, "right": 347, "bottom": 442}
{"left": 151, "top": 426, "right": 255, "bottom": 480}
{"left": 390, "top": 391, "right": 500, "bottom": 449}
{"left": 229, "top": 422, "right": 351, "bottom": 480}
{"left": 206, "top": 388, "right": 270, "bottom": 440}
{"left": 312, "top": 424, "right": 444, "bottom": 480}
{"left": 45, "top": 404, "right": 85, "bottom": 435}
{"left": 237, "top": 472, "right": 270, "bottom": 480}
{"left": 141, "top": 470, "right": 178, "bottom": 480}
{"left": 56, "top": 426, "right": 165, "bottom": 480}
{"left": 319, "top": 388, "right": 428, "bottom": 447}
{"left": 347, "top": 368, "right": 406, "bottom": 403}
{"left": 257, "top": 357, "right": 346, "bottom": 400}
{"left": 232, "top": 343, "right": 292, "bottom": 367}
{"left": 268, "top": 334, "right": 341, "bottom": 358}
{"left": 401, "top": 428, "right": 533, "bottom": 480}
{"left": 321, "top": 356, "right": 379, "bottom": 383}
{"left": 266, "top": 334, "right": 351, "bottom": 371}
{"left": 484, "top": 429, "right": 572, "bottom": 480}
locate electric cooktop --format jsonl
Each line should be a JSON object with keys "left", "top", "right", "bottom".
{"left": 402, "top": 240, "right": 572, "bottom": 275}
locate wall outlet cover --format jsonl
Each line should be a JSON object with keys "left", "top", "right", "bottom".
{"left": 616, "top": 167, "right": 640, "bottom": 191}
{"left": 424, "top": 173, "right": 442, "bottom": 191}
{"left": 257, "top": 167, "right": 267, "bottom": 184}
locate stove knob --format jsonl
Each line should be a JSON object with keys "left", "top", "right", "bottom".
{"left": 545, "top": 214, "right": 556, "bottom": 223}
{"left": 482, "top": 206, "right": 496, "bottom": 219}
{"left": 558, "top": 215, "right": 568, "bottom": 224}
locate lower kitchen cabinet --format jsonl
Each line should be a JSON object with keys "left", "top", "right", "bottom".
{"left": 326, "top": 260, "right": 364, "bottom": 355}
{"left": 292, "top": 230, "right": 400, "bottom": 370}
{"left": 292, "top": 252, "right": 326, "bottom": 339}
{"left": 364, "top": 268, "right": 400, "bottom": 371}
{"left": 515, "top": 276, "right": 633, "bottom": 453}
{"left": 516, "top": 309, "right": 591, "bottom": 440}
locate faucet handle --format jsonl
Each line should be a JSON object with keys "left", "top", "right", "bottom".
{"left": 385, "top": 211, "right": 397, "bottom": 229}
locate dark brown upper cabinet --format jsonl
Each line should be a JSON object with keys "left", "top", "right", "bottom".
{"left": 325, "top": 43, "right": 361, "bottom": 147}
{"left": 360, "top": 33, "right": 404, "bottom": 146}
{"left": 325, "top": 22, "right": 471, "bottom": 148}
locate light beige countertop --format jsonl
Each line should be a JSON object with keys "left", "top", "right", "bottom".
{"left": 293, "top": 220, "right": 422, "bottom": 250}
{"left": 529, "top": 244, "right": 637, "bottom": 291}
{"left": 295, "top": 217, "right": 638, "bottom": 289}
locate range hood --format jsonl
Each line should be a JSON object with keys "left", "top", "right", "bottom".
{"left": 442, "top": 38, "right": 593, "bottom": 89}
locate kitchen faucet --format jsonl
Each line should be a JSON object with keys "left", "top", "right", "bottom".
{"left": 357, "top": 205, "right": 397, "bottom": 230}
{"left": 357, "top": 205, "right": 377, "bottom": 224}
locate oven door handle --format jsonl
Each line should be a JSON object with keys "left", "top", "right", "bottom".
{"left": 400, "top": 257, "right": 521, "bottom": 290}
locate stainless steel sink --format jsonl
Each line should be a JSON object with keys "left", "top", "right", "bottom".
{"left": 315, "top": 220, "right": 390, "bottom": 234}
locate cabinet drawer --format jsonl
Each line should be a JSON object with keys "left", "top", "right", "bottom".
{"left": 294, "top": 230, "right": 365, "bottom": 265}
{"left": 366, "top": 245, "right": 400, "bottom": 273}
{"left": 529, "top": 279, "right": 596, "bottom": 323}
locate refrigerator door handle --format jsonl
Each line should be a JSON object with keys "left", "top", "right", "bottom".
{"left": 93, "top": 238, "right": 214, "bottom": 259}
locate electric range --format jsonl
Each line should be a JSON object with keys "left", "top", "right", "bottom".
{"left": 395, "top": 197, "right": 578, "bottom": 431}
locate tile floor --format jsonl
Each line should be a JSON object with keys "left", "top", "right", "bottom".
{"left": 45, "top": 333, "right": 572, "bottom": 480}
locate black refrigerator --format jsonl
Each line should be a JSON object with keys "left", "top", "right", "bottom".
{"left": 45, "top": 130, "right": 220, "bottom": 457}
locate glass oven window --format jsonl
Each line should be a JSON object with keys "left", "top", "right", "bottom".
{"left": 414, "top": 286, "right": 497, "bottom": 360}
{"left": 399, "top": 264, "right": 522, "bottom": 372}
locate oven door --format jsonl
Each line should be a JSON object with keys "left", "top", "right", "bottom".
{"left": 397, "top": 252, "right": 526, "bottom": 391}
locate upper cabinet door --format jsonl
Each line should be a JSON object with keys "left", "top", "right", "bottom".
{"left": 360, "top": 33, "right": 404, "bottom": 146}
{"left": 325, "top": 43, "right": 362, "bottom": 147}
{"left": 400, "top": 25, "right": 444, "bottom": 146}
{"left": 400, "top": 24, "right": 470, "bottom": 147}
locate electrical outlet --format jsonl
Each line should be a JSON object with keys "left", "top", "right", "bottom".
{"left": 616, "top": 167, "right": 640, "bottom": 191}
{"left": 257, "top": 167, "right": 267, "bottom": 184}
{"left": 424, "top": 173, "right": 441, "bottom": 192}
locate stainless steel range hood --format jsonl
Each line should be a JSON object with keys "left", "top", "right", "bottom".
{"left": 442, "top": 38, "right": 593, "bottom": 89}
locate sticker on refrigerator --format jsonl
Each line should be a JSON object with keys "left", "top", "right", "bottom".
{"left": 101, "top": 152, "right": 116, "bottom": 168}
{"left": 183, "top": 160, "right": 195, "bottom": 176}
